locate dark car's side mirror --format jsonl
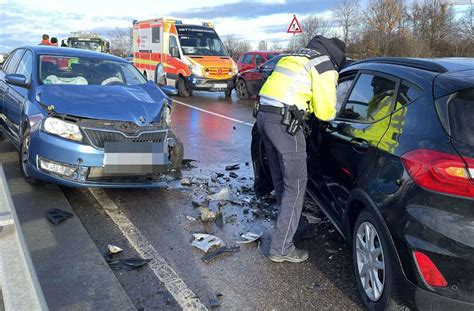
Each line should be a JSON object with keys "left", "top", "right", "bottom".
{"left": 160, "top": 85, "right": 178, "bottom": 96}
{"left": 5, "top": 74, "right": 30, "bottom": 89}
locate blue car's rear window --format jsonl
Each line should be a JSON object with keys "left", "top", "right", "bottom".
{"left": 39, "top": 55, "right": 147, "bottom": 86}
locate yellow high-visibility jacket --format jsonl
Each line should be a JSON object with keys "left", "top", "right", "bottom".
{"left": 259, "top": 52, "right": 338, "bottom": 121}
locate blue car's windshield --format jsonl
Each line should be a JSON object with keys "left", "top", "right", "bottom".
{"left": 39, "top": 55, "right": 147, "bottom": 86}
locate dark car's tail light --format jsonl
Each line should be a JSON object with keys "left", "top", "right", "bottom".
{"left": 401, "top": 149, "right": 474, "bottom": 198}
{"left": 413, "top": 251, "right": 448, "bottom": 287}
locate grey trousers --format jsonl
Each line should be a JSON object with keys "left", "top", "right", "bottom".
{"left": 256, "top": 111, "right": 308, "bottom": 256}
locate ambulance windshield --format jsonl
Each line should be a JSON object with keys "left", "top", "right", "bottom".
{"left": 176, "top": 26, "right": 228, "bottom": 57}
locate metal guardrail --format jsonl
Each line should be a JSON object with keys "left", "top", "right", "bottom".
{"left": 0, "top": 166, "right": 48, "bottom": 311}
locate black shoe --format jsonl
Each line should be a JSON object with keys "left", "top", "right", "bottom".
{"left": 268, "top": 248, "right": 309, "bottom": 263}
{"left": 293, "top": 224, "right": 317, "bottom": 242}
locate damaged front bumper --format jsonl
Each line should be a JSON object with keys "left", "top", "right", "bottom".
{"left": 27, "top": 128, "right": 175, "bottom": 188}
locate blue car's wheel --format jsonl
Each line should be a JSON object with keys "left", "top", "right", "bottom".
{"left": 19, "top": 127, "right": 41, "bottom": 185}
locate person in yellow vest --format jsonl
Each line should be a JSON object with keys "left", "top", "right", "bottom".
{"left": 255, "top": 36, "right": 346, "bottom": 263}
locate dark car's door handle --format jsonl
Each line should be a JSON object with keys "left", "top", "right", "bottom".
{"left": 351, "top": 138, "right": 368, "bottom": 152}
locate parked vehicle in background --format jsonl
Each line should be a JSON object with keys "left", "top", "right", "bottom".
{"left": 235, "top": 54, "right": 283, "bottom": 99}
{"left": 252, "top": 57, "right": 474, "bottom": 310}
{"left": 237, "top": 51, "right": 280, "bottom": 73}
{"left": 132, "top": 18, "right": 238, "bottom": 97}
{"left": 0, "top": 46, "right": 182, "bottom": 188}
{"left": 63, "top": 32, "right": 110, "bottom": 53}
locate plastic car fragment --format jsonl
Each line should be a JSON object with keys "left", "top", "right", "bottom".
{"left": 225, "top": 164, "right": 240, "bottom": 171}
{"left": 108, "top": 244, "right": 123, "bottom": 254}
{"left": 191, "top": 234, "right": 224, "bottom": 252}
{"left": 201, "top": 245, "right": 240, "bottom": 263}
{"left": 107, "top": 258, "right": 151, "bottom": 271}
{"left": 236, "top": 232, "right": 262, "bottom": 244}
{"left": 46, "top": 208, "right": 74, "bottom": 225}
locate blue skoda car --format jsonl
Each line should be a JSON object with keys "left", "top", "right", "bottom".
{"left": 0, "top": 46, "right": 182, "bottom": 188}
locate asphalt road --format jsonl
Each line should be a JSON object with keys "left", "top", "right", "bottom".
{"left": 61, "top": 91, "right": 363, "bottom": 310}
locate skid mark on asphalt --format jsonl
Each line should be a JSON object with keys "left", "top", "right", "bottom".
{"left": 173, "top": 99, "right": 254, "bottom": 127}
{"left": 89, "top": 188, "right": 207, "bottom": 311}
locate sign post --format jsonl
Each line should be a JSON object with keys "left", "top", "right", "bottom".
{"left": 287, "top": 15, "right": 302, "bottom": 50}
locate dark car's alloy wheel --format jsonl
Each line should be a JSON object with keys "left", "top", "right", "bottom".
{"left": 353, "top": 209, "right": 396, "bottom": 310}
{"left": 356, "top": 221, "right": 386, "bottom": 301}
{"left": 236, "top": 79, "right": 249, "bottom": 100}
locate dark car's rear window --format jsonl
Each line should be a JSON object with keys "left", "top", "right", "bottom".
{"left": 449, "top": 87, "right": 474, "bottom": 145}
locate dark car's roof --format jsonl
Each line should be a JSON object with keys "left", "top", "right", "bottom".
{"left": 23, "top": 46, "right": 126, "bottom": 63}
{"left": 343, "top": 57, "right": 474, "bottom": 98}
{"left": 349, "top": 57, "right": 474, "bottom": 73}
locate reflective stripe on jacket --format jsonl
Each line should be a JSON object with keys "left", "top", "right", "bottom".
{"left": 259, "top": 54, "right": 338, "bottom": 121}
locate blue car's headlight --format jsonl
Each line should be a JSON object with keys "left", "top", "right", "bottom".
{"left": 43, "top": 117, "right": 83, "bottom": 142}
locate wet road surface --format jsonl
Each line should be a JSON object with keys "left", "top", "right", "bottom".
{"left": 62, "top": 91, "right": 363, "bottom": 310}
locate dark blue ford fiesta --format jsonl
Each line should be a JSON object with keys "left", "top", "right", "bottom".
{"left": 0, "top": 46, "right": 182, "bottom": 188}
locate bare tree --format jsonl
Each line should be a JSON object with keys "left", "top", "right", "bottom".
{"left": 222, "top": 35, "right": 251, "bottom": 61}
{"left": 459, "top": 0, "right": 474, "bottom": 40}
{"left": 333, "top": 0, "right": 361, "bottom": 44}
{"left": 258, "top": 40, "right": 268, "bottom": 50}
{"left": 291, "top": 15, "right": 331, "bottom": 49}
{"left": 109, "top": 27, "right": 132, "bottom": 57}
{"left": 269, "top": 41, "right": 283, "bottom": 51}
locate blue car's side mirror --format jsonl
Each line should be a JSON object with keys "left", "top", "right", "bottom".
{"left": 5, "top": 73, "right": 30, "bottom": 89}
{"left": 160, "top": 85, "right": 178, "bottom": 96}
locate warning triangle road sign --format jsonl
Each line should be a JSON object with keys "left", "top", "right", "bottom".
{"left": 287, "top": 15, "right": 302, "bottom": 34}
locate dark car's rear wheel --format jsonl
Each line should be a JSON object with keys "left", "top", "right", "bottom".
{"left": 19, "top": 127, "right": 41, "bottom": 185}
{"left": 251, "top": 124, "right": 273, "bottom": 196}
{"left": 353, "top": 209, "right": 396, "bottom": 310}
{"left": 177, "top": 77, "right": 191, "bottom": 97}
{"left": 236, "top": 79, "right": 250, "bottom": 100}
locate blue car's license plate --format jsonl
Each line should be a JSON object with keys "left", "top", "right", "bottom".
{"left": 103, "top": 142, "right": 168, "bottom": 174}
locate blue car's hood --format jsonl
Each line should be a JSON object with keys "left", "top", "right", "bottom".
{"left": 36, "top": 82, "right": 166, "bottom": 126}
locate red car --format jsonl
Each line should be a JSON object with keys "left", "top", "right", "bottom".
{"left": 237, "top": 51, "right": 280, "bottom": 73}
{"left": 235, "top": 55, "right": 283, "bottom": 100}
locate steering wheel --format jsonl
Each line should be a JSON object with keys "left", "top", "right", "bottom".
{"left": 101, "top": 77, "right": 123, "bottom": 85}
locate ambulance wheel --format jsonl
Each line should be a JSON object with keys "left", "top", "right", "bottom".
{"left": 224, "top": 88, "right": 232, "bottom": 97}
{"left": 177, "top": 77, "right": 191, "bottom": 97}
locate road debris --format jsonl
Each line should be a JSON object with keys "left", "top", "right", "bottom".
{"left": 210, "top": 293, "right": 223, "bottom": 308}
{"left": 191, "top": 234, "right": 224, "bottom": 252}
{"left": 181, "top": 178, "right": 191, "bottom": 186}
{"left": 237, "top": 232, "right": 262, "bottom": 244}
{"left": 302, "top": 212, "right": 322, "bottom": 224}
{"left": 186, "top": 215, "right": 198, "bottom": 222}
{"left": 46, "top": 208, "right": 74, "bottom": 225}
{"left": 182, "top": 159, "right": 197, "bottom": 169}
{"left": 326, "top": 249, "right": 338, "bottom": 254}
{"left": 199, "top": 207, "right": 216, "bottom": 222}
{"left": 107, "top": 244, "right": 123, "bottom": 254}
{"left": 208, "top": 187, "right": 232, "bottom": 201}
{"left": 108, "top": 258, "right": 151, "bottom": 271}
{"left": 229, "top": 172, "right": 238, "bottom": 178}
{"left": 201, "top": 245, "right": 240, "bottom": 263}
{"left": 215, "top": 172, "right": 224, "bottom": 178}
{"left": 225, "top": 164, "right": 240, "bottom": 171}
{"left": 192, "top": 198, "right": 209, "bottom": 208}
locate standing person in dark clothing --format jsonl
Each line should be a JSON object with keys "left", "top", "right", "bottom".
{"left": 256, "top": 36, "right": 346, "bottom": 263}
{"left": 50, "top": 37, "right": 59, "bottom": 46}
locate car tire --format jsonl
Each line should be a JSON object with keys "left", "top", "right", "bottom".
{"left": 168, "top": 130, "right": 184, "bottom": 169}
{"left": 251, "top": 124, "right": 274, "bottom": 196}
{"left": 177, "top": 77, "right": 191, "bottom": 97}
{"left": 236, "top": 79, "right": 250, "bottom": 100}
{"left": 19, "top": 127, "right": 41, "bottom": 185}
{"left": 353, "top": 209, "right": 397, "bottom": 311}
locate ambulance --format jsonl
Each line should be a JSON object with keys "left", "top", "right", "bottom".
{"left": 132, "top": 18, "right": 237, "bottom": 97}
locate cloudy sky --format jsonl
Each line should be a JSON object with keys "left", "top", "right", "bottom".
{"left": 0, "top": 0, "right": 471, "bottom": 53}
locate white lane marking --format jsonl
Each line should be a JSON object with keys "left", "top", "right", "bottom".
{"left": 89, "top": 188, "right": 208, "bottom": 311}
{"left": 173, "top": 99, "right": 254, "bottom": 127}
